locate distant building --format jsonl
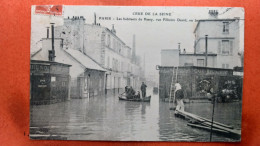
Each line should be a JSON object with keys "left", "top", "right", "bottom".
{"left": 54, "top": 16, "right": 145, "bottom": 94}
{"left": 161, "top": 11, "right": 242, "bottom": 69}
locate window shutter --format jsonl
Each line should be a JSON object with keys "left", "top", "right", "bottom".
{"left": 218, "top": 41, "right": 221, "bottom": 54}
{"left": 230, "top": 40, "right": 233, "bottom": 55}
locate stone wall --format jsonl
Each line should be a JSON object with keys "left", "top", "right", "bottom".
{"left": 158, "top": 66, "right": 241, "bottom": 100}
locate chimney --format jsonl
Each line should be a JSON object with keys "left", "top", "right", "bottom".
{"left": 178, "top": 43, "right": 181, "bottom": 54}
{"left": 49, "top": 23, "right": 56, "bottom": 61}
{"left": 208, "top": 10, "right": 218, "bottom": 19}
{"left": 46, "top": 27, "right": 50, "bottom": 38}
{"left": 111, "top": 24, "right": 116, "bottom": 34}
{"left": 94, "top": 13, "right": 97, "bottom": 25}
{"left": 132, "top": 34, "right": 136, "bottom": 63}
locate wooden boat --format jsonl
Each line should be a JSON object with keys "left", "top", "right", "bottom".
{"left": 118, "top": 93, "right": 151, "bottom": 102}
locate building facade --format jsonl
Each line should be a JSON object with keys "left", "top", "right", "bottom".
{"left": 30, "top": 60, "right": 71, "bottom": 105}
{"left": 161, "top": 17, "right": 242, "bottom": 69}
{"left": 158, "top": 66, "right": 243, "bottom": 100}
{"left": 31, "top": 29, "right": 106, "bottom": 98}
{"left": 54, "top": 16, "right": 145, "bottom": 94}
{"left": 159, "top": 12, "right": 243, "bottom": 100}
{"left": 194, "top": 18, "right": 241, "bottom": 69}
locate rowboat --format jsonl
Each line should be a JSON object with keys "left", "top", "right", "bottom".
{"left": 118, "top": 93, "right": 151, "bottom": 102}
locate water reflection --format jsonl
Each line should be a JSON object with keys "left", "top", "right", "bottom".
{"left": 30, "top": 88, "right": 241, "bottom": 141}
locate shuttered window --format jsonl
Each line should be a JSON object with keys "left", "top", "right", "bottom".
{"left": 222, "top": 40, "right": 230, "bottom": 55}
{"left": 220, "top": 40, "right": 233, "bottom": 55}
{"left": 218, "top": 41, "right": 221, "bottom": 54}
{"left": 197, "top": 59, "right": 205, "bottom": 67}
{"left": 223, "top": 22, "right": 229, "bottom": 33}
{"left": 230, "top": 40, "right": 233, "bottom": 55}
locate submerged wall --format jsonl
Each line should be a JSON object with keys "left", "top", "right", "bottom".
{"left": 158, "top": 66, "right": 242, "bottom": 100}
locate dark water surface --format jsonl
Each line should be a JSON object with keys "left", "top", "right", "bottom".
{"left": 30, "top": 88, "right": 241, "bottom": 141}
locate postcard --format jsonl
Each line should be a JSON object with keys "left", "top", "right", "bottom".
{"left": 30, "top": 6, "right": 244, "bottom": 142}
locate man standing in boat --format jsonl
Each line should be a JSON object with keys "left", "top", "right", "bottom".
{"left": 141, "top": 82, "right": 147, "bottom": 98}
{"left": 174, "top": 82, "right": 185, "bottom": 111}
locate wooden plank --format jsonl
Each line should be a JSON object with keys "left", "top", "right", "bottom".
{"left": 174, "top": 109, "right": 241, "bottom": 137}
{"left": 179, "top": 110, "right": 234, "bottom": 129}
{"left": 187, "top": 123, "right": 229, "bottom": 134}
{"left": 187, "top": 123, "right": 241, "bottom": 140}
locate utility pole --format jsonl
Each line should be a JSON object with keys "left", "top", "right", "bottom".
{"left": 210, "top": 95, "right": 215, "bottom": 141}
{"left": 205, "top": 35, "right": 208, "bottom": 67}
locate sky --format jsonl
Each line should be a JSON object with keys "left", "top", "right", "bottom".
{"left": 31, "top": 6, "right": 244, "bottom": 79}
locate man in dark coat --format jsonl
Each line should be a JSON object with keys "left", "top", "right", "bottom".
{"left": 141, "top": 82, "right": 147, "bottom": 98}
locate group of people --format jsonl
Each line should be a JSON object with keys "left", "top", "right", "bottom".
{"left": 125, "top": 82, "right": 147, "bottom": 100}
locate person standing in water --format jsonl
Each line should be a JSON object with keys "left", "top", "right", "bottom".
{"left": 174, "top": 82, "right": 185, "bottom": 111}
{"left": 141, "top": 82, "right": 147, "bottom": 98}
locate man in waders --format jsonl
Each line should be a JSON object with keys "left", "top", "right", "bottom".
{"left": 141, "top": 82, "right": 147, "bottom": 98}
{"left": 174, "top": 82, "right": 185, "bottom": 111}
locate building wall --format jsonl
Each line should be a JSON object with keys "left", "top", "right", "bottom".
{"left": 83, "top": 25, "right": 103, "bottom": 64}
{"left": 161, "top": 49, "right": 179, "bottom": 67}
{"left": 37, "top": 38, "right": 85, "bottom": 79}
{"left": 179, "top": 55, "right": 217, "bottom": 68}
{"left": 84, "top": 69, "right": 105, "bottom": 97}
{"left": 194, "top": 20, "right": 241, "bottom": 68}
{"left": 32, "top": 38, "right": 106, "bottom": 98}
{"left": 56, "top": 21, "right": 144, "bottom": 94}
{"left": 55, "top": 17, "right": 85, "bottom": 52}
{"left": 30, "top": 60, "right": 71, "bottom": 105}
{"left": 195, "top": 20, "right": 239, "bottom": 41}
{"left": 158, "top": 66, "right": 239, "bottom": 100}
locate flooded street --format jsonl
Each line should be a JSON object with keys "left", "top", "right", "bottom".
{"left": 30, "top": 88, "right": 241, "bottom": 141}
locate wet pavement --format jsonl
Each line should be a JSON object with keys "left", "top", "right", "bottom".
{"left": 30, "top": 88, "right": 242, "bottom": 141}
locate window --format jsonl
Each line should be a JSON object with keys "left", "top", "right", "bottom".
{"left": 107, "top": 34, "right": 111, "bottom": 47}
{"left": 113, "top": 39, "right": 116, "bottom": 50}
{"left": 218, "top": 40, "right": 233, "bottom": 55}
{"left": 222, "top": 64, "right": 229, "bottom": 69}
{"left": 107, "top": 57, "right": 110, "bottom": 68}
{"left": 222, "top": 40, "right": 230, "bottom": 55}
{"left": 62, "top": 81, "right": 66, "bottom": 87}
{"left": 197, "top": 59, "right": 205, "bottom": 67}
{"left": 223, "top": 22, "right": 229, "bottom": 33}
{"left": 226, "top": 64, "right": 229, "bottom": 69}
{"left": 112, "top": 58, "right": 115, "bottom": 70}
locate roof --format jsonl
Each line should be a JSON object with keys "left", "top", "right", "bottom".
{"left": 158, "top": 65, "right": 233, "bottom": 72}
{"left": 194, "top": 18, "right": 237, "bottom": 33}
{"left": 85, "top": 24, "right": 126, "bottom": 46}
{"left": 31, "top": 59, "right": 72, "bottom": 67}
{"left": 64, "top": 49, "right": 106, "bottom": 72}
{"left": 31, "top": 48, "right": 42, "bottom": 58}
{"left": 180, "top": 53, "right": 217, "bottom": 56}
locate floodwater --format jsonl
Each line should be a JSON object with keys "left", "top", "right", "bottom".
{"left": 30, "top": 88, "right": 242, "bottom": 142}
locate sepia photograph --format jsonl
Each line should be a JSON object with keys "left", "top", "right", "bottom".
{"left": 30, "top": 6, "right": 244, "bottom": 142}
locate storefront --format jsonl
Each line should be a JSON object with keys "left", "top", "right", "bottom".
{"left": 30, "top": 60, "right": 71, "bottom": 105}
